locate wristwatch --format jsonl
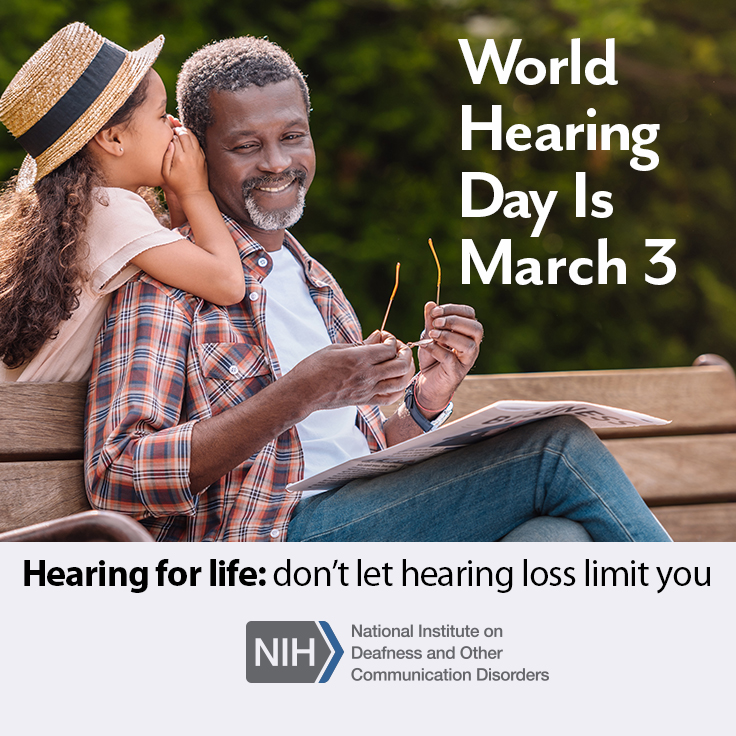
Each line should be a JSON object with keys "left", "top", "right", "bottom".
{"left": 403, "top": 381, "right": 453, "bottom": 433}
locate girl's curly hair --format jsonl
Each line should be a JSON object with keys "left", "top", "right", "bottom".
{"left": 0, "top": 71, "right": 158, "bottom": 369}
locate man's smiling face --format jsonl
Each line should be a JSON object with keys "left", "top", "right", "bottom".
{"left": 203, "top": 78, "right": 315, "bottom": 244}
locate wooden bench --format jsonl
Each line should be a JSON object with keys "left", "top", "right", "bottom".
{"left": 2, "top": 353, "right": 735, "bottom": 541}
{"left": 0, "top": 380, "right": 91, "bottom": 535}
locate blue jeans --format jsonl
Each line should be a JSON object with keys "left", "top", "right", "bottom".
{"left": 287, "top": 416, "right": 671, "bottom": 542}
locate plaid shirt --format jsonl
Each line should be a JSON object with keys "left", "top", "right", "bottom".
{"left": 84, "top": 218, "right": 386, "bottom": 541}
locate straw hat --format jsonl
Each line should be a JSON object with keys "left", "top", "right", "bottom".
{"left": 0, "top": 22, "right": 164, "bottom": 189}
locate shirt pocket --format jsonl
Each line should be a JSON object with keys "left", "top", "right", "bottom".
{"left": 198, "top": 342, "right": 272, "bottom": 410}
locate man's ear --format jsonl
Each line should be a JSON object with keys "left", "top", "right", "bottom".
{"left": 91, "top": 126, "right": 125, "bottom": 157}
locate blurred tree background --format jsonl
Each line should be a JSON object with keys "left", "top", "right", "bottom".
{"left": 2, "top": 0, "right": 735, "bottom": 374}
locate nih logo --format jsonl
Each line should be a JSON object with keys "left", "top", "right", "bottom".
{"left": 246, "top": 621, "right": 344, "bottom": 683}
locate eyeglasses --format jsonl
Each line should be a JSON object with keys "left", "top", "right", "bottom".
{"left": 380, "top": 239, "right": 442, "bottom": 347}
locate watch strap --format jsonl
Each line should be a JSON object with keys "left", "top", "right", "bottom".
{"left": 403, "top": 381, "right": 453, "bottom": 432}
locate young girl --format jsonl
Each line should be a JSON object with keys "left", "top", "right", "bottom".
{"left": 0, "top": 22, "right": 244, "bottom": 382}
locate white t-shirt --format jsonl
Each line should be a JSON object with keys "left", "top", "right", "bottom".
{"left": 262, "top": 245, "right": 370, "bottom": 496}
{"left": 1, "top": 188, "right": 182, "bottom": 382}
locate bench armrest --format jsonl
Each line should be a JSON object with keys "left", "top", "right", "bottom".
{"left": 0, "top": 510, "right": 154, "bottom": 542}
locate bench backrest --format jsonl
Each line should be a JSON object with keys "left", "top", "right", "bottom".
{"left": 450, "top": 355, "right": 736, "bottom": 438}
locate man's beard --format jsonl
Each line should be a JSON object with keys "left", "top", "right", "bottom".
{"left": 241, "top": 170, "right": 307, "bottom": 231}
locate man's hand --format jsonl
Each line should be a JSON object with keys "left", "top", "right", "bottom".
{"left": 366, "top": 330, "right": 415, "bottom": 404}
{"left": 284, "top": 331, "right": 414, "bottom": 414}
{"left": 414, "top": 302, "right": 483, "bottom": 415}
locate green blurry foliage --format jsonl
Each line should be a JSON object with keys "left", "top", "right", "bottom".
{"left": 1, "top": 0, "right": 736, "bottom": 374}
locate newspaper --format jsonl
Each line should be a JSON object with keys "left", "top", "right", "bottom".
{"left": 286, "top": 399, "right": 669, "bottom": 494}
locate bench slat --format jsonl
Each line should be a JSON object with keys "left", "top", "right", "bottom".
{"left": 652, "top": 503, "right": 736, "bottom": 542}
{"left": 0, "top": 459, "right": 90, "bottom": 533}
{"left": 605, "top": 434, "right": 736, "bottom": 506}
{"left": 0, "top": 381, "right": 87, "bottom": 460}
{"left": 452, "top": 364, "right": 736, "bottom": 438}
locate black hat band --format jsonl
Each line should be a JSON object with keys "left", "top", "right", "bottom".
{"left": 16, "top": 41, "right": 126, "bottom": 158}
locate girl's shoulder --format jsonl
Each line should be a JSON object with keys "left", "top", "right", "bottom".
{"left": 91, "top": 186, "right": 154, "bottom": 215}
{"left": 85, "top": 187, "right": 178, "bottom": 295}
{"left": 88, "top": 186, "right": 165, "bottom": 232}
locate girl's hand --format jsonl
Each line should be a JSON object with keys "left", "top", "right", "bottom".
{"left": 161, "top": 119, "right": 209, "bottom": 203}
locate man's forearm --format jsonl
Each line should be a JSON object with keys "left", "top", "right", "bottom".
{"left": 192, "top": 378, "right": 424, "bottom": 491}
{"left": 191, "top": 339, "right": 411, "bottom": 490}
{"left": 189, "top": 371, "right": 311, "bottom": 492}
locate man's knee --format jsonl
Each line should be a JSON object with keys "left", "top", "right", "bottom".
{"left": 499, "top": 516, "right": 592, "bottom": 542}
{"left": 538, "top": 414, "right": 596, "bottom": 440}
{"left": 521, "top": 415, "right": 603, "bottom": 459}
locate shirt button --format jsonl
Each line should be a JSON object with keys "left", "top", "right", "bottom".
{"left": 270, "top": 529, "right": 281, "bottom": 538}
{"left": 249, "top": 292, "right": 259, "bottom": 301}
{"left": 228, "top": 364, "right": 239, "bottom": 376}
{"left": 257, "top": 257, "right": 268, "bottom": 268}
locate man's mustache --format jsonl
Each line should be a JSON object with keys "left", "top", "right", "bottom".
{"left": 241, "top": 169, "right": 307, "bottom": 195}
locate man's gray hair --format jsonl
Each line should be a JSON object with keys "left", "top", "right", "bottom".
{"left": 176, "top": 36, "right": 311, "bottom": 147}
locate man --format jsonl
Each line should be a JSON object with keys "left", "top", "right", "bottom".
{"left": 84, "top": 36, "right": 670, "bottom": 543}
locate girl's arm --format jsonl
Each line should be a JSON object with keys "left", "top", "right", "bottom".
{"left": 161, "top": 185, "right": 186, "bottom": 229}
{"left": 131, "top": 126, "right": 245, "bottom": 305}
